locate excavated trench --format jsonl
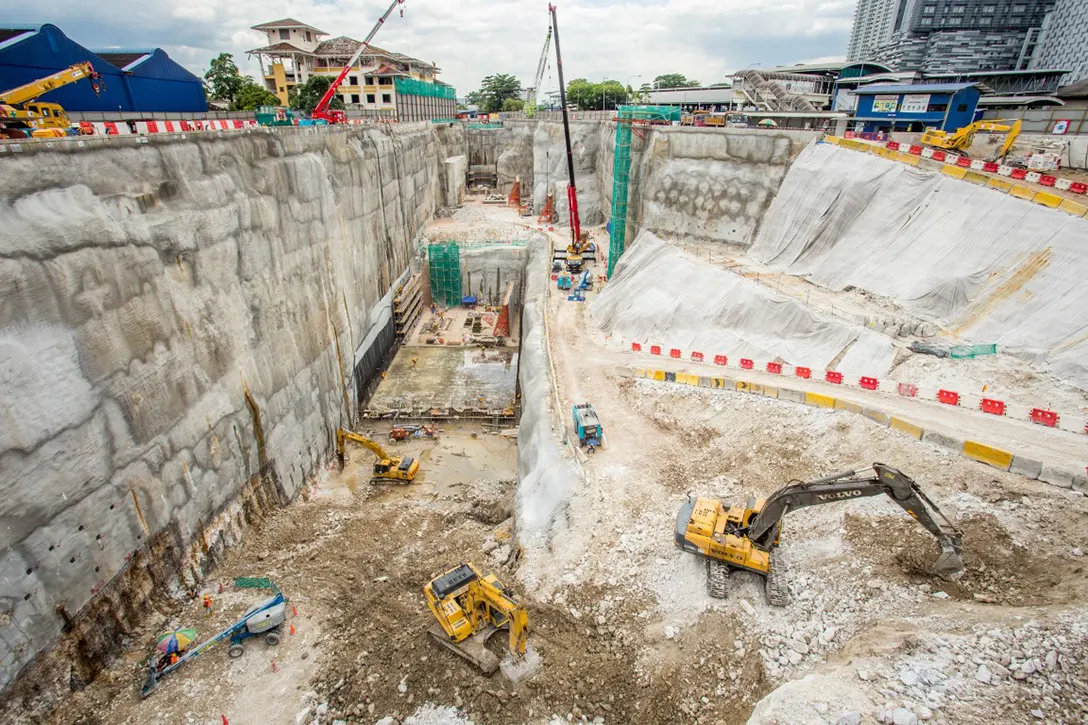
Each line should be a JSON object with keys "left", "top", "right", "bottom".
{"left": 5, "top": 118, "right": 1087, "bottom": 725}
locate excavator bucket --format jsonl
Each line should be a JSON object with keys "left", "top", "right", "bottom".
{"left": 933, "top": 545, "right": 965, "bottom": 579}
{"left": 500, "top": 645, "right": 542, "bottom": 684}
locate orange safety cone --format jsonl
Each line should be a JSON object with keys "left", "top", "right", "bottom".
{"left": 291, "top": 605, "right": 298, "bottom": 617}
{"left": 289, "top": 623, "right": 296, "bottom": 635}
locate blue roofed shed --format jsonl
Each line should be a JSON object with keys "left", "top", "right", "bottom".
{"left": 0, "top": 23, "right": 206, "bottom": 113}
{"left": 852, "top": 82, "right": 982, "bottom": 133}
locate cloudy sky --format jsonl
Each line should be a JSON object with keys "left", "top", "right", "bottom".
{"left": 19, "top": 0, "right": 855, "bottom": 95}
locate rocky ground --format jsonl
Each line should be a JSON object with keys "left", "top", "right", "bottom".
{"left": 13, "top": 206, "right": 1088, "bottom": 725}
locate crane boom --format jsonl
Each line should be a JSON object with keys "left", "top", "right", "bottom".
{"left": 525, "top": 27, "right": 552, "bottom": 119}
{"left": 1, "top": 62, "right": 102, "bottom": 107}
{"left": 312, "top": 0, "right": 405, "bottom": 123}
{"left": 548, "top": 4, "right": 582, "bottom": 250}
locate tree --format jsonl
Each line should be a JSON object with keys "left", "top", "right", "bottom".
{"left": 502, "top": 98, "right": 525, "bottom": 112}
{"left": 291, "top": 75, "right": 344, "bottom": 113}
{"left": 471, "top": 73, "right": 523, "bottom": 114}
{"left": 653, "top": 73, "right": 701, "bottom": 89}
{"left": 204, "top": 53, "right": 245, "bottom": 107}
{"left": 234, "top": 78, "right": 280, "bottom": 110}
{"left": 565, "top": 78, "right": 628, "bottom": 110}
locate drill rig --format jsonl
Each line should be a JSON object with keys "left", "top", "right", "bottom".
{"left": 676, "top": 463, "right": 964, "bottom": 606}
{"left": 548, "top": 4, "right": 593, "bottom": 273}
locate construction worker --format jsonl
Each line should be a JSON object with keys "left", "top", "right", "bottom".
{"left": 202, "top": 594, "right": 212, "bottom": 617}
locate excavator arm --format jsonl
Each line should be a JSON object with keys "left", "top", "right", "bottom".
{"left": 336, "top": 428, "right": 391, "bottom": 464}
{"left": 747, "top": 463, "right": 963, "bottom": 576}
{"left": 477, "top": 575, "right": 530, "bottom": 656}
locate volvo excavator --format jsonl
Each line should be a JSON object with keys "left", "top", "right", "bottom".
{"left": 335, "top": 427, "right": 419, "bottom": 483}
{"left": 676, "top": 463, "right": 964, "bottom": 606}
{"left": 425, "top": 563, "right": 539, "bottom": 681}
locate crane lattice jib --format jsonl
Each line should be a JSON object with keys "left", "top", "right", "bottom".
{"left": 526, "top": 27, "right": 552, "bottom": 117}
{"left": 313, "top": 0, "right": 405, "bottom": 121}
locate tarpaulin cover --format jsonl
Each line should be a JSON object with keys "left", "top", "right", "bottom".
{"left": 749, "top": 143, "right": 1088, "bottom": 389}
{"left": 592, "top": 231, "right": 894, "bottom": 375}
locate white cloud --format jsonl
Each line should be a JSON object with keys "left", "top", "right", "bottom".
{"left": 33, "top": 0, "right": 854, "bottom": 94}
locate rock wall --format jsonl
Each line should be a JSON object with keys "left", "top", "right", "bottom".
{"left": 625, "top": 127, "right": 816, "bottom": 247}
{"left": 0, "top": 122, "right": 462, "bottom": 700}
{"left": 484, "top": 121, "right": 815, "bottom": 248}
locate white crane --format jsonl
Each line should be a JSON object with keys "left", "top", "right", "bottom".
{"left": 525, "top": 26, "right": 552, "bottom": 118}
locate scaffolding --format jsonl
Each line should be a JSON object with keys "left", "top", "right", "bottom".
{"left": 428, "top": 243, "right": 462, "bottom": 307}
{"left": 608, "top": 106, "right": 682, "bottom": 277}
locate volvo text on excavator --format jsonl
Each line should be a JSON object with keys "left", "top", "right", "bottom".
{"left": 425, "top": 563, "right": 540, "bottom": 682}
{"left": 676, "top": 463, "right": 964, "bottom": 606}
{"left": 1, "top": 62, "right": 103, "bottom": 138}
{"left": 336, "top": 427, "right": 419, "bottom": 483}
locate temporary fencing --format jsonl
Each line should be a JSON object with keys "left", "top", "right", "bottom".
{"left": 619, "top": 338, "right": 1086, "bottom": 436}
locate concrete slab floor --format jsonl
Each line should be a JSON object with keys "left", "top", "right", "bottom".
{"left": 367, "top": 346, "right": 518, "bottom": 412}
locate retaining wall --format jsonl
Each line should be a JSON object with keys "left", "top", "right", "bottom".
{"left": 0, "top": 122, "right": 463, "bottom": 703}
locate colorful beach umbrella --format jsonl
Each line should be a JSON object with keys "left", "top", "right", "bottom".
{"left": 156, "top": 628, "right": 197, "bottom": 655}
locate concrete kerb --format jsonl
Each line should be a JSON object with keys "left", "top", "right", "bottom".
{"left": 627, "top": 365, "right": 1080, "bottom": 487}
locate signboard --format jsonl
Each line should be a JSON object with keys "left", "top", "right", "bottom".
{"left": 872, "top": 95, "right": 899, "bottom": 113}
{"left": 1052, "top": 119, "right": 1070, "bottom": 135}
{"left": 900, "top": 95, "right": 930, "bottom": 114}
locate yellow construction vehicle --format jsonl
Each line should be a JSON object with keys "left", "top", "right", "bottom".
{"left": 676, "top": 463, "right": 964, "bottom": 606}
{"left": 0, "top": 62, "right": 103, "bottom": 139}
{"left": 335, "top": 427, "right": 419, "bottom": 483}
{"left": 920, "top": 118, "right": 1021, "bottom": 160}
{"left": 425, "top": 562, "right": 537, "bottom": 679}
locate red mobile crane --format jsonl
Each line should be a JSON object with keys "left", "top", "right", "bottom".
{"left": 312, "top": 0, "right": 406, "bottom": 124}
{"left": 548, "top": 4, "right": 589, "bottom": 272}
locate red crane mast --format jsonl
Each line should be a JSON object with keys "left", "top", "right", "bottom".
{"left": 312, "top": 0, "right": 405, "bottom": 124}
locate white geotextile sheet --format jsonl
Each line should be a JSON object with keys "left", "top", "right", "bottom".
{"left": 750, "top": 143, "right": 1088, "bottom": 389}
{"left": 592, "top": 231, "right": 895, "bottom": 375}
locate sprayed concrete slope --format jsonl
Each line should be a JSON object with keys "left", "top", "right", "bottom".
{"left": 593, "top": 231, "right": 897, "bottom": 375}
{"left": 751, "top": 142, "right": 1088, "bottom": 390}
{"left": 0, "top": 123, "right": 464, "bottom": 691}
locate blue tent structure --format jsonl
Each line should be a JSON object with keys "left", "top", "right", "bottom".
{"left": 0, "top": 24, "right": 206, "bottom": 113}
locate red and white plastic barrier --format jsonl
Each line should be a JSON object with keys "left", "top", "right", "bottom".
{"left": 626, "top": 340, "right": 1084, "bottom": 434}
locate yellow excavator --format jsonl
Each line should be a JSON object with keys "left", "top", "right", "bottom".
{"left": 425, "top": 562, "right": 537, "bottom": 680}
{"left": 920, "top": 118, "right": 1021, "bottom": 161}
{"left": 335, "top": 427, "right": 419, "bottom": 483}
{"left": 1, "top": 62, "right": 103, "bottom": 138}
{"left": 676, "top": 463, "right": 964, "bottom": 606}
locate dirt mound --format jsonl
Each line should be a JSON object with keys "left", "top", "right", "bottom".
{"left": 843, "top": 513, "right": 1079, "bottom": 606}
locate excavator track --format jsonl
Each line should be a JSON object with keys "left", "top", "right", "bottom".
{"left": 764, "top": 549, "right": 790, "bottom": 607}
{"left": 706, "top": 558, "right": 730, "bottom": 599}
{"left": 427, "top": 624, "right": 501, "bottom": 675}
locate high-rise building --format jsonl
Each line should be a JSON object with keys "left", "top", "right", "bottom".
{"left": 1031, "top": 0, "right": 1088, "bottom": 83}
{"left": 846, "top": 0, "right": 1057, "bottom": 72}
{"left": 847, "top": 0, "right": 907, "bottom": 61}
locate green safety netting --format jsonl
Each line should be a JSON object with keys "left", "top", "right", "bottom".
{"left": 395, "top": 77, "right": 456, "bottom": 99}
{"left": 949, "top": 343, "right": 997, "bottom": 359}
{"left": 428, "top": 243, "right": 462, "bottom": 307}
{"left": 234, "top": 577, "right": 279, "bottom": 591}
